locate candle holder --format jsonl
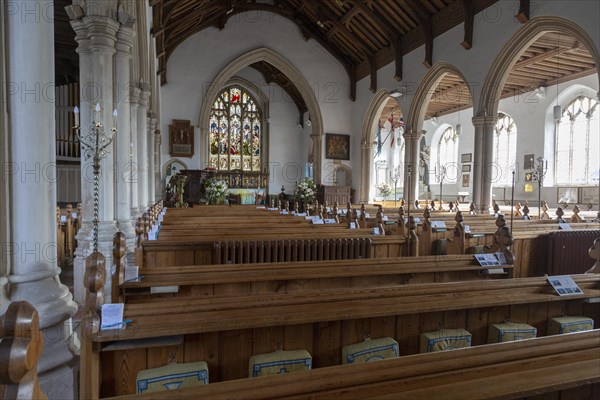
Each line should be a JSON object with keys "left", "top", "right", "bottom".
{"left": 389, "top": 165, "right": 403, "bottom": 206}
{"left": 73, "top": 103, "right": 117, "bottom": 252}
{"left": 435, "top": 164, "right": 447, "bottom": 210}
{"left": 528, "top": 156, "right": 547, "bottom": 219}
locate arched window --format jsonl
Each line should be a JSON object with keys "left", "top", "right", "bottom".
{"left": 555, "top": 96, "right": 599, "bottom": 185}
{"left": 209, "top": 86, "right": 262, "bottom": 172}
{"left": 437, "top": 127, "right": 458, "bottom": 171}
{"left": 493, "top": 113, "right": 517, "bottom": 186}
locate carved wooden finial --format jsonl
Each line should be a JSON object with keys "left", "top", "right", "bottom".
{"left": 397, "top": 207, "right": 406, "bottom": 236}
{"left": 448, "top": 201, "right": 455, "bottom": 212}
{"left": 588, "top": 202, "right": 594, "bottom": 211}
{"left": 585, "top": 238, "right": 600, "bottom": 273}
{"left": 352, "top": 208, "right": 360, "bottom": 229}
{"left": 83, "top": 252, "right": 106, "bottom": 336}
{"left": 407, "top": 216, "right": 418, "bottom": 256}
{"left": 571, "top": 205, "right": 583, "bottom": 223}
{"left": 333, "top": 203, "right": 340, "bottom": 224}
{"left": 0, "top": 301, "right": 46, "bottom": 400}
{"left": 469, "top": 202, "right": 476, "bottom": 215}
{"left": 453, "top": 211, "right": 465, "bottom": 240}
{"left": 375, "top": 209, "right": 384, "bottom": 236}
{"left": 556, "top": 207, "right": 565, "bottom": 222}
{"left": 493, "top": 201, "right": 500, "bottom": 214}
{"left": 541, "top": 201, "right": 550, "bottom": 220}
{"left": 486, "top": 214, "right": 514, "bottom": 264}
{"left": 430, "top": 200, "right": 435, "bottom": 211}
{"left": 514, "top": 202, "right": 522, "bottom": 217}
{"left": 112, "top": 232, "right": 126, "bottom": 303}
{"left": 562, "top": 201, "right": 569, "bottom": 210}
{"left": 400, "top": 199, "right": 405, "bottom": 208}
{"left": 522, "top": 204, "right": 530, "bottom": 219}
{"left": 414, "top": 199, "right": 420, "bottom": 209}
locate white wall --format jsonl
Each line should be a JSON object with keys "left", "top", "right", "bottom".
{"left": 160, "top": 11, "right": 354, "bottom": 193}
{"left": 424, "top": 74, "right": 599, "bottom": 206}
{"left": 159, "top": 1, "right": 600, "bottom": 201}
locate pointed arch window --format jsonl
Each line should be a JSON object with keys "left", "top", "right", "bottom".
{"left": 555, "top": 96, "right": 599, "bottom": 185}
{"left": 209, "top": 86, "right": 262, "bottom": 172}
{"left": 437, "top": 127, "right": 458, "bottom": 170}
{"left": 493, "top": 113, "right": 517, "bottom": 187}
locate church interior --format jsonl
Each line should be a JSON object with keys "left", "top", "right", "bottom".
{"left": 1, "top": 0, "right": 600, "bottom": 399}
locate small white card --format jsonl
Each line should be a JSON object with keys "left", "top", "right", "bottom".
{"left": 324, "top": 219, "right": 337, "bottom": 224}
{"left": 464, "top": 225, "right": 471, "bottom": 233}
{"left": 280, "top": 210, "right": 289, "bottom": 215}
{"left": 474, "top": 252, "right": 509, "bottom": 267}
{"left": 383, "top": 215, "right": 389, "bottom": 221}
{"left": 559, "top": 223, "right": 572, "bottom": 230}
{"left": 296, "top": 212, "right": 307, "bottom": 217}
{"left": 547, "top": 275, "right": 583, "bottom": 296}
{"left": 349, "top": 222, "right": 357, "bottom": 229}
{"left": 124, "top": 265, "right": 139, "bottom": 283}
{"left": 162, "top": 207, "right": 167, "bottom": 213}
{"left": 312, "top": 219, "right": 324, "bottom": 224}
{"left": 431, "top": 221, "right": 447, "bottom": 229}
{"left": 150, "top": 286, "right": 180, "bottom": 294}
{"left": 101, "top": 303, "right": 125, "bottom": 330}
{"left": 268, "top": 207, "right": 279, "bottom": 211}
{"left": 256, "top": 206, "right": 266, "bottom": 209}
{"left": 365, "top": 212, "right": 370, "bottom": 218}
{"left": 60, "top": 215, "right": 67, "bottom": 223}
{"left": 373, "top": 227, "right": 380, "bottom": 235}
{"left": 71, "top": 212, "right": 78, "bottom": 219}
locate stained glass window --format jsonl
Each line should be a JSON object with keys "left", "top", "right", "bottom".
{"left": 555, "top": 96, "right": 599, "bottom": 185}
{"left": 493, "top": 113, "right": 517, "bottom": 187}
{"left": 437, "top": 127, "right": 458, "bottom": 172}
{"left": 209, "top": 86, "right": 262, "bottom": 172}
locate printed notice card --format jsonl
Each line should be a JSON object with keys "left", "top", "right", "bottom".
{"left": 547, "top": 275, "right": 583, "bottom": 296}
{"left": 474, "top": 252, "right": 510, "bottom": 267}
{"left": 101, "top": 303, "right": 125, "bottom": 330}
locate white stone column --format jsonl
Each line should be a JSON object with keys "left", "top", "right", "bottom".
{"left": 137, "top": 88, "right": 150, "bottom": 211}
{"left": 402, "top": 130, "right": 424, "bottom": 206}
{"left": 129, "top": 87, "right": 141, "bottom": 218}
{"left": 115, "top": 25, "right": 136, "bottom": 239}
{"left": 472, "top": 115, "right": 497, "bottom": 213}
{"left": 310, "top": 132, "right": 323, "bottom": 184}
{"left": 6, "top": 2, "right": 78, "bottom": 397}
{"left": 147, "top": 114, "right": 157, "bottom": 206}
{"left": 359, "top": 141, "right": 373, "bottom": 203}
{"left": 154, "top": 130, "right": 163, "bottom": 201}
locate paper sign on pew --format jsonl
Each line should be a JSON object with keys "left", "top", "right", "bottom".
{"left": 124, "top": 265, "right": 140, "bottom": 283}
{"left": 323, "top": 219, "right": 337, "bottom": 224}
{"left": 295, "top": 212, "right": 307, "bottom": 217}
{"left": 431, "top": 221, "right": 447, "bottom": 231}
{"left": 100, "top": 303, "right": 130, "bottom": 330}
{"left": 60, "top": 215, "right": 67, "bottom": 223}
{"left": 280, "top": 210, "right": 289, "bottom": 215}
{"left": 71, "top": 212, "right": 78, "bottom": 219}
{"left": 547, "top": 275, "right": 583, "bottom": 296}
{"left": 403, "top": 217, "right": 422, "bottom": 224}
{"left": 312, "top": 219, "right": 324, "bottom": 224}
{"left": 474, "top": 252, "right": 510, "bottom": 267}
{"left": 256, "top": 206, "right": 266, "bottom": 209}
{"left": 559, "top": 223, "right": 572, "bottom": 230}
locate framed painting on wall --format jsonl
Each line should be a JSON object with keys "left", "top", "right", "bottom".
{"left": 580, "top": 187, "right": 599, "bottom": 205}
{"left": 325, "top": 133, "right": 350, "bottom": 160}
{"left": 461, "top": 153, "right": 472, "bottom": 163}
{"left": 557, "top": 187, "right": 579, "bottom": 204}
{"left": 169, "top": 119, "right": 194, "bottom": 158}
{"left": 462, "top": 174, "right": 470, "bottom": 187}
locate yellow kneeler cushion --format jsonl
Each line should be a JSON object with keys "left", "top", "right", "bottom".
{"left": 136, "top": 361, "right": 209, "bottom": 393}
{"left": 548, "top": 316, "right": 594, "bottom": 335}
{"left": 488, "top": 322, "right": 537, "bottom": 343}
{"left": 420, "top": 329, "right": 472, "bottom": 353}
{"left": 249, "top": 349, "right": 312, "bottom": 378}
{"left": 342, "top": 337, "right": 399, "bottom": 364}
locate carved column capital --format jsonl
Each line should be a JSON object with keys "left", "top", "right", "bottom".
{"left": 472, "top": 114, "right": 497, "bottom": 127}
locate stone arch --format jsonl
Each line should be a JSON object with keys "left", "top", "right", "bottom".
{"left": 406, "top": 62, "right": 473, "bottom": 135}
{"left": 198, "top": 47, "right": 324, "bottom": 183}
{"left": 333, "top": 164, "right": 353, "bottom": 187}
{"left": 478, "top": 16, "right": 600, "bottom": 119}
{"left": 359, "top": 89, "right": 401, "bottom": 203}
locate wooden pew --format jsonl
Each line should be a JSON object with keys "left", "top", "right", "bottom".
{"left": 122, "top": 254, "right": 511, "bottom": 301}
{"left": 0, "top": 302, "right": 46, "bottom": 400}
{"left": 88, "top": 271, "right": 600, "bottom": 396}
{"left": 107, "top": 330, "right": 600, "bottom": 400}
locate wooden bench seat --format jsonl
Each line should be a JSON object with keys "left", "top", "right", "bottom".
{"left": 105, "top": 330, "right": 600, "bottom": 400}
{"left": 123, "top": 255, "right": 510, "bottom": 301}
{"left": 96, "top": 275, "right": 600, "bottom": 342}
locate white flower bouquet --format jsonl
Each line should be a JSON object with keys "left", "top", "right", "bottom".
{"left": 294, "top": 178, "right": 315, "bottom": 204}
{"left": 377, "top": 182, "right": 393, "bottom": 197}
{"left": 204, "top": 179, "right": 229, "bottom": 205}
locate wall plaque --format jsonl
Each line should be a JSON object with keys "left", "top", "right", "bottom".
{"left": 169, "top": 119, "right": 194, "bottom": 158}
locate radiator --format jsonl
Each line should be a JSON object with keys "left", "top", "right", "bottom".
{"left": 540, "top": 230, "right": 600, "bottom": 275}
{"left": 212, "top": 238, "right": 372, "bottom": 264}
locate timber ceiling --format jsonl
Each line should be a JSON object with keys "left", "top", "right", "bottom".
{"left": 55, "top": 1, "right": 596, "bottom": 119}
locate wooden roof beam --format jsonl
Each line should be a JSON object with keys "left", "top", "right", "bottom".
{"left": 346, "top": 0, "right": 403, "bottom": 80}
{"left": 513, "top": 44, "right": 579, "bottom": 70}
{"left": 517, "top": 0, "right": 530, "bottom": 23}
{"left": 461, "top": 0, "right": 474, "bottom": 50}
{"left": 405, "top": 0, "right": 433, "bottom": 68}
{"left": 369, "top": 57, "right": 377, "bottom": 93}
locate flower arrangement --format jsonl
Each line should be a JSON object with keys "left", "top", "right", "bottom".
{"left": 203, "top": 178, "right": 229, "bottom": 205}
{"left": 294, "top": 178, "right": 315, "bottom": 204}
{"left": 377, "top": 182, "right": 393, "bottom": 197}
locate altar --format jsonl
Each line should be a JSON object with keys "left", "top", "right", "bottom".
{"left": 228, "top": 188, "right": 266, "bottom": 205}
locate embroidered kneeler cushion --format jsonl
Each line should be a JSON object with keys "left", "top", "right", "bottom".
{"left": 548, "top": 316, "right": 594, "bottom": 335}
{"left": 488, "top": 322, "right": 537, "bottom": 343}
{"left": 420, "top": 329, "right": 471, "bottom": 353}
{"left": 249, "top": 349, "right": 312, "bottom": 378}
{"left": 136, "top": 361, "right": 209, "bottom": 393}
{"left": 342, "top": 337, "right": 399, "bottom": 364}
